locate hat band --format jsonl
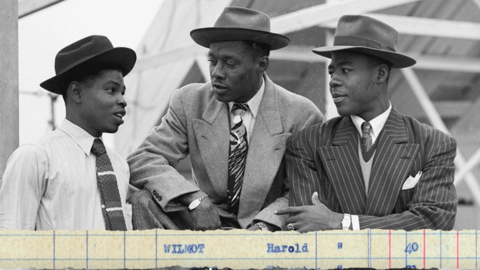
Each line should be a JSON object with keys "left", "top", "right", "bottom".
{"left": 334, "top": 36, "right": 396, "bottom": 52}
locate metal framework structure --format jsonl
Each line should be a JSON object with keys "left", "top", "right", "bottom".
{"left": 18, "top": 0, "right": 64, "bottom": 18}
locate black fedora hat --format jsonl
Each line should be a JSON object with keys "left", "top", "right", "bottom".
{"left": 40, "top": 35, "right": 137, "bottom": 94}
{"left": 313, "top": 15, "right": 416, "bottom": 68}
{"left": 190, "top": 6, "right": 290, "bottom": 50}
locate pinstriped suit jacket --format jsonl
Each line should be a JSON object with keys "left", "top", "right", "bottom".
{"left": 286, "top": 109, "right": 457, "bottom": 230}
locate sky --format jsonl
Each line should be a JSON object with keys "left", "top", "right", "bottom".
{"left": 18, "top": 0, "right": 164, "bottom": 147}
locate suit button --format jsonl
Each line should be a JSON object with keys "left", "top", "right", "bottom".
{"left": 152, "top": 190, "right": 162, "bottom": 201}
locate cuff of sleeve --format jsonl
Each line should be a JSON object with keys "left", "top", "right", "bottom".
{"left": 341, "top": 214, "right": 351, "bottom": 230}
{"left": 351, "top": 215, "right": 360, "bottom": 230}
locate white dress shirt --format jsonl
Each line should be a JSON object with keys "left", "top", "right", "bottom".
{"left": 0, "top": 119, "right": 132, "bottom": 231}
{"left": 228, "top": 78, "right": 265, "bottom": 142}
{"left": 345, "top": 104, "right": 392, "bottom": 230}
{"left": 350, "top": 103, "right": 392, "bottom": 145}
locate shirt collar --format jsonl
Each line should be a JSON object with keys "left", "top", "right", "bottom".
{"left": 59, "top": 119, "right": 103, "bottom": 156}
{"left": 350, "top": 103, "right": 392, "bottom": 141}
{"left": 228, "top": 77, "right": 264, "bottom": 118}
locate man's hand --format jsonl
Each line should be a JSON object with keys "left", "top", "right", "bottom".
{"left": 247, "top": 224, "right": 261, "bottom": 231}
{"left": 175, "top": 191, "right": 221, "bottom": 230}
{"left": 247, "top": 222, "right": 278, "bottom": 231}
{"left": 189, "top": 197, "right": 221, "bottom": 230}
{"left": 275, "top": 192, "right": 343, "bottom": 233}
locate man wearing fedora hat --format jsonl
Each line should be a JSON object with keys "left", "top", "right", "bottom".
{"left": 0, "top": 35, "right": 137, "bottom": 230}
{"left": 127, "top": 7, "right": 323, "bottom": 231}
{"left": 276, "top": 15, "right": 457, "bottom": 232}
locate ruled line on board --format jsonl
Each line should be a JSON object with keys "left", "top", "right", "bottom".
{"left": 155, "top": 228, "right": 158, "bottom": 269}
{"left": 86, "top": 230, "right": 89, "bottom": 270}
{"left": 367, "top": 229, "right": 372, "bottom": 268}
{"left": 389, "top": 230, "right": 391, "bottom": 269}
{"left": 315, "top": 230, "right": 317, "bottom": 270}
{"left": 440, "top": 230, "right": 442, "bottom": 268}
{"left": 53, "top": 230, "right": 56, "bottom": 269}
{"left": 457, "top": 231, "right": 459, "bottom": 269}
{"left": 404, "top": 230, "right": 408, "bottom": 267}
{"left": 423, "top": 229, "right": 426, "bottom": 269}
{"left": 123, "top": 231, "right": 126, "bottom": 269}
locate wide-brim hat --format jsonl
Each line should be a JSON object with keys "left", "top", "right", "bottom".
{"left": 40, "top": 35, "right": 137, "bottom": 94}
{"left": 313, "top": 15, "right": 416, "bottom": 68}
{"left": 190, "top": 6, "right": 290, "bottom": 50}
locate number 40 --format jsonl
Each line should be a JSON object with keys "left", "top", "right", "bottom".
{"left": 404, "top": 242, "right": 419, "bottom": 254}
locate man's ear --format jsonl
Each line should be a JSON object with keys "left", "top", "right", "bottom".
{"left": 258, "top": 56, "right": 269, "bottom": 73}
{"left": 376, "top": 64, "right": 389, "bottom": 83}
{"left": 67, "top": 81, "right": 83, "bottom": 103}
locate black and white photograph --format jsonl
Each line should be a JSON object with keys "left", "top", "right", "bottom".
{"left": 0, "top": 0, "right": 479, "bottom": 269}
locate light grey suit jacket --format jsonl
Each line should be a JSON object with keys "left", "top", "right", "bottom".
{"left": 127, "top": 74, "right": 323, "bottom": 229}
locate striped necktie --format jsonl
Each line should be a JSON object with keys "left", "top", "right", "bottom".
{"left": 91, "top": 139, "right": 127, "bottom": 231}
{"left": 227, "top": 103, "right": 249, "bottom": 214}
{"left": 361, "top": 121, "right": 374, "bottom": 162}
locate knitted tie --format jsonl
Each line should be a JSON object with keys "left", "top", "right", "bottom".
{"left": 361, "top": 121, "right": 374, "bottom": 162}
{"left": 91, "top": 139, "right": 127, "bottom": 231}
{"left": 227, "top": 103, "right": 249, "bottom": 214}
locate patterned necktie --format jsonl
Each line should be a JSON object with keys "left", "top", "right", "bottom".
{"left": 91, "top": 139, "right": 127, "bottom": 231}
{"left": 227, "top": 103, "right": 249, "bottom": 214}
{"left": 361, "top": 121, "right": 374, "bottom": 162}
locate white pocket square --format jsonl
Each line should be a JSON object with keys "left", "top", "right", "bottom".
{"left": 402, "top": 171, "right": 422, "bottom": 190}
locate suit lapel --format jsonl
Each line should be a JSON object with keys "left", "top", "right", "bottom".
{"left": 193, "top": 97, "right": 230, "bottom": 197}
{"left": 365, "top": 110, "right": 419, "bottom": 216}
{"left": 238, "top": 75, "right": 288, "bottom": 221}
{"left": 318, "top": 117, "right": 366, "bottom": 215}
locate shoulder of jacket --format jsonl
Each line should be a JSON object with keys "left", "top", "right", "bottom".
{"left": 174, "top": 82, "right": 210, "bottom": 96}
{"left": 400, "top": 113, "right": 456, "bottom": 143}
{"left": 296, "top": 116, "right": 342, "bottom": 136}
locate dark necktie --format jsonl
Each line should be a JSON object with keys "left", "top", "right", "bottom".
{"left": 91, "top": 139, "right": 127, "bottom": 231}
{"left": 227, "top": 103, "right": 249, "bottom": 214}
{"left": 361, "top": 121, "right": 374, "bottom": 162}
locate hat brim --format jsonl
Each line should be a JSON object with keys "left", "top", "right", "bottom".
{"left": 190, "top": 27, "right": 290, "bottom": 50}
{"left": 312, "top": 46, "right": 416, "bottom": 69}
{"left": 40, "top": 47, "right": 137, "bottom": 94}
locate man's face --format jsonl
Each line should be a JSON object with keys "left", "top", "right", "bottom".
{"left": 208, "top": 41, "right": 263, "bottom": 103}
{"left": 328, "top": 51, "right": 383, "bottom": 121}
{"left": 79, "top": 69, "right": 127, "bottom": 137}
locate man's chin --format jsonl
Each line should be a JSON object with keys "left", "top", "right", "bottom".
{"left": 335, "top": 105, "right": 351, "bottom": 117}
{"left": 213, "top": 93, "right": 232, "bottom": 103}
{"left": 104, "top": 125, "right": 120, "bottom": 134}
